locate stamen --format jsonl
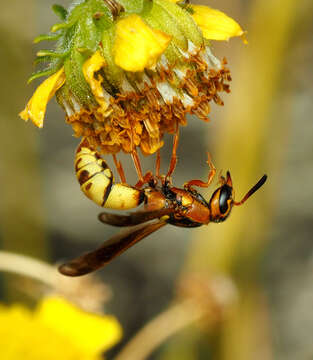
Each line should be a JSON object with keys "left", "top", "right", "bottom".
{"left": 60, "top": 43, "right": 231, "bottom": 156}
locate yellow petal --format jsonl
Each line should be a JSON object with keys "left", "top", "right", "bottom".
{"left": 113, "top": 14, "right": 172, "bottom": 72}
{"left": 36, "top": 296, "right": 122, "bottom": 356}
{"left": 83, "top": 51, "right": 112, "bottom": 116}
{"left": 191, "top": 5, "right": 247, "bottom": 43}
{"left": 19, "top": 67, "right": 65, "bottom": 128}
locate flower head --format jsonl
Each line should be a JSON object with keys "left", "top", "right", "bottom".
{"left": 20, "top": 0, "right": 245, "bottom": 155}
{"left": 0, "top": 296, "right": 122, "bottom": 360}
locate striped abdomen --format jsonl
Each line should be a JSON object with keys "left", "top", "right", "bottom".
{"left": 75, "top": 140, "right": 143, "bottom": 210}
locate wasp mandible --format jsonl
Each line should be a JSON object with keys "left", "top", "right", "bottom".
{"left": 59, "top": 138, "right": 267, "bottom": 277}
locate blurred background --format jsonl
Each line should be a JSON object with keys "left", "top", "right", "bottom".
{"left": 0, "top": 0, "right": 312, "bottom": 359}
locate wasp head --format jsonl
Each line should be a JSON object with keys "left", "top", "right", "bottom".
{"left": 208, "top": 172, "right": 267, "bottom": 223}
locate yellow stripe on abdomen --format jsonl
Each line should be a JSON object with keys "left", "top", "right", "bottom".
{"left": 81, "top": 173, "right": 112, "bottom": 206}
{"left": 104, "top": 184, "right": 143, "bottom": 210}
{"left": 76, "top": 160, "right": 113, "bottom": 207}
{"left": 75, "top": 139, "right": 143, "bottom": 210}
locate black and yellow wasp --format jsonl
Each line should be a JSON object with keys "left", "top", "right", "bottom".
{"left": 59, "top": 138, "right": 267, "bottom": 277}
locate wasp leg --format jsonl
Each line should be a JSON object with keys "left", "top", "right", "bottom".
{"left": 184, "top": 153, "right": 216, "bottom": 191}
{"left": 135, "top": 171, "right": 157, "bottom": 189}
{"left": 112, "top": 154, "right": 126, "bottom": 183}
{"left": 155, "top": 149, "right": 161, "bottom": 178}
{"left": 131, "top": 147, "right": 145, "bottom": 184}
{"left": 129, "top": 121, "right": 145, "bottom": 184}
{"left": 165, "top": 122, "right": 179, "bottom": 182}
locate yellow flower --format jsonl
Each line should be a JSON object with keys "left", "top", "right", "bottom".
{"left": 19, "top": 67, "right": 65, "bottom": 128}
{"left": 191, "top": 5, "right": 247, "bottom": 43}
{"left": 82, "top": 50, "right": 112, "bottom": 116}
{"left": 0, "top": 296, "right": 122, "bottom": 360}
{"left": 113, "top": 14, "right": 172, "bottom": 72}
{"left": 20, "top": 0, "right": 244, "bottom": 155}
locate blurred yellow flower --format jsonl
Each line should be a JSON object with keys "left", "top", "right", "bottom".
{"left": 0, "top": 296, "right": 122, "bottom": 360}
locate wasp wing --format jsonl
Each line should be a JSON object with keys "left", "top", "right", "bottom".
{"left": 58, "top": 220, "right": 167, "bottom": 277}
{"left": 98, "top": 208, "right": 174, "bottom": 227}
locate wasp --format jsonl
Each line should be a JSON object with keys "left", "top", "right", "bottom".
{"left": 59, "top": 138, "right": 267, "bottom": 277}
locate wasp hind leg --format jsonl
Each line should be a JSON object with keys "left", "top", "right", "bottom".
{"left": 134, "top": 147, "right": 161, "bottom": 189}
{"left": 155, "top": 149, "right": 161, "bottom": 178}
{"left": 184, "top": 153, "right": 216, "bottom": 191}
{"left": 165, "top": 122, "right": 180, "bottom": 183}
{"left": 131, "top": 146, "right": 145, "bottom": 182}
{"left": 135, "top": 171, "right": 158, "bottom": 189}
{"left": 112, "top": 154, "right": 126, "bottom": 183}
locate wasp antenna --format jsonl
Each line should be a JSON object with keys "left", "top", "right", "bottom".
{"left": 226, "top": 171, "right": 232, "bottom": 187}
{"left": 233, "top": 175, "right": 267, "bottom": 206}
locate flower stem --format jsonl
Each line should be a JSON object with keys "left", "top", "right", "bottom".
{"left": 115, "top": 300, "right": 205, "bottom": 360}
{"left": 0, "top": 251, "right": 57, "bottom": 288}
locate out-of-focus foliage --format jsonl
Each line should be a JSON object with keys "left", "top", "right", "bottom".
{"left": 0, "top": 0, "right": 312, "bottom": 359}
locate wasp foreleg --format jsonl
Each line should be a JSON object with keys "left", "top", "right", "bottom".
{"left": 184, "top": 152, "right": 216, "bottom": 191}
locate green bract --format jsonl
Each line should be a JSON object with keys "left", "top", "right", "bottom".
{"left": 31, "top": 0, "right": 202, "bottom": 105}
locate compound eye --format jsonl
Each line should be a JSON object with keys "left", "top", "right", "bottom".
{"left": 219, "top": 185, "right": 232, "bottom": 214}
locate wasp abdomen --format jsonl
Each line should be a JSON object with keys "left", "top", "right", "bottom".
{"left": 75, "top": 140, "right": 143, "bottom": 210}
